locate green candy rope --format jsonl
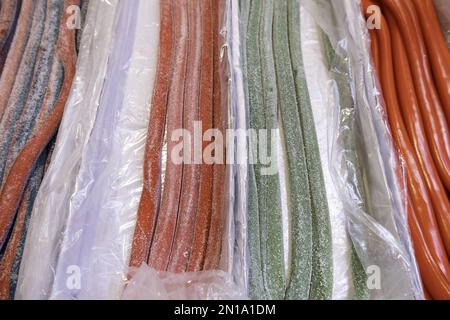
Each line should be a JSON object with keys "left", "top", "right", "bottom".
{"left": 245, "top": 0, "right": 267, "bottom": 300}
{"left": 273, "top": 0, "right": 313, "bottom": 300}
{"left": 287, "top": 0, "right": 333, "bottom": 300}
{"left": 320, "top": 30, "right": 369, "bottom": 300}
{"left": 259, "top": 0, "right": 285, "bottom": 300}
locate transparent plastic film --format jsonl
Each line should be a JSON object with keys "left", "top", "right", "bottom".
{"left": 302, "top": 0, "right": 423, "bottom": 300}
{"left": 227, "top": 0, "right": 249, "bottom": 294}
{"left": 123, "top": 264, "right": 246, "bottom": 300}
{"left": 49, "top": 0, "right": 160, "bottom": 300}
{"left": 300, "top": 7, "right": 353, "bottom": 300}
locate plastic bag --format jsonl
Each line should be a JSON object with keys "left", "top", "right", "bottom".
{"left": 123, "top": 264, "right": 246, "bottom": 300}
{"left": 226, "top": 0, "right": 248, "bottom": 294}
{"left": 300, "top": 7, "right": 353, "bottom": 300}
{"left": 49, "top": 0, "right": 159, "bottom": 300}
{"left": 302, "top": 0, "right": 423, "bottom": 299}
{"left": 16, "top": 0, "right": 120, "bottom": 300}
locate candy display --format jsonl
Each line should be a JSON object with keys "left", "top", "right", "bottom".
{"left": 0, "top": 0, "right": 448, "bottom": 301}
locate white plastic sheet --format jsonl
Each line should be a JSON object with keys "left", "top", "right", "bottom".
{"left": 227, "top": 0, "right": 248, "bottom": 294}
{"left": 300, "top": 7, "right": 353, "bottom": 300}
{"left": 302, "top": 0, "right": 423, "bottom": 300}
{"left": 50, "top": 0, "right": 159, "bottom": 300}
{"left": 16, "top": 0, "right": 119, "bottom": 300}
{"left": 123, "top": 264, "right": 247, "bottom": 300}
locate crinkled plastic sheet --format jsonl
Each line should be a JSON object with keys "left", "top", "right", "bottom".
{"left": 123, "top": 264, "right": 246, "bottom": 300}
{"left": 226, "top": 0, "right": 248, "bottom": 294}
{"left": 302, "top": 0, "right": 423, "bottom": 299}
{"left": 49, "top": 0, "right": 159, "bottom": 300}
{"left": 300, "top": 7, "right": 353, "bottom": 300}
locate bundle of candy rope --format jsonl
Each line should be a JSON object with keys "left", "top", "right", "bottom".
{"left": 362, "top": 0, "right": 450, "bottom": 300}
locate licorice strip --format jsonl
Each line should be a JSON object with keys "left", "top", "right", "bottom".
{"left": 288, "top": 0, "right": 333, "bottom": 300}
{"left": 0, "top": 0, "right": 77, "bottom": 261}
{"left": 0, "top": 0, "right": 22, "bottom": 75}
{"left": 244, "top": 0, "right": 267, "bottom": 300}
{"left": 204, "top": 0, "right": 227, "bottom": 271}
{"left": 148, "top": 0, "right": 188, "bottom": 271}
{"left": 0, "top": 0, "right": 46, "bottom": 187}
{"left": 187, "top": 0, "right": 214, "bottom": 273}
{"left": 273, "top": 0, "right": 313, "bottom": 300}
{"left": 0, "top": 0, "right": 33, "bottom": 121}
{"left": 366, "top": 0, "right": 450, "bottom": 278}
{"left": 168, "top": 0, "right": 202, "bottom": 273}
{"left": 130, "top": 0, "right": 174, "bottom": 268}
{"left": 412, "top": 0, "right": 450, "bottom": 127}
{"left": 259, "top": 0, "right": 285, "bottom": 300}
{"left": 382, "top": 0, "right": 450, "bottom": 209}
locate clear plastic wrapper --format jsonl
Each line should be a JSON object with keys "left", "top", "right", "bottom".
{"left": 123, "top": 264, "right": 246, "bottom": 300}
{"left": 302, "top": 0, "right": 423, "bottom": 299}
{"left": 49, "top": 0, "right": 159, "bottom": 300}
{"left": 16, "top": 0, "right": 120, "bottom": 300}
{"left": 300, "top": 7, "right": 353, "bottom": 300}
{"left": 227, "top": 0, "right": 248, "bottom": 293}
